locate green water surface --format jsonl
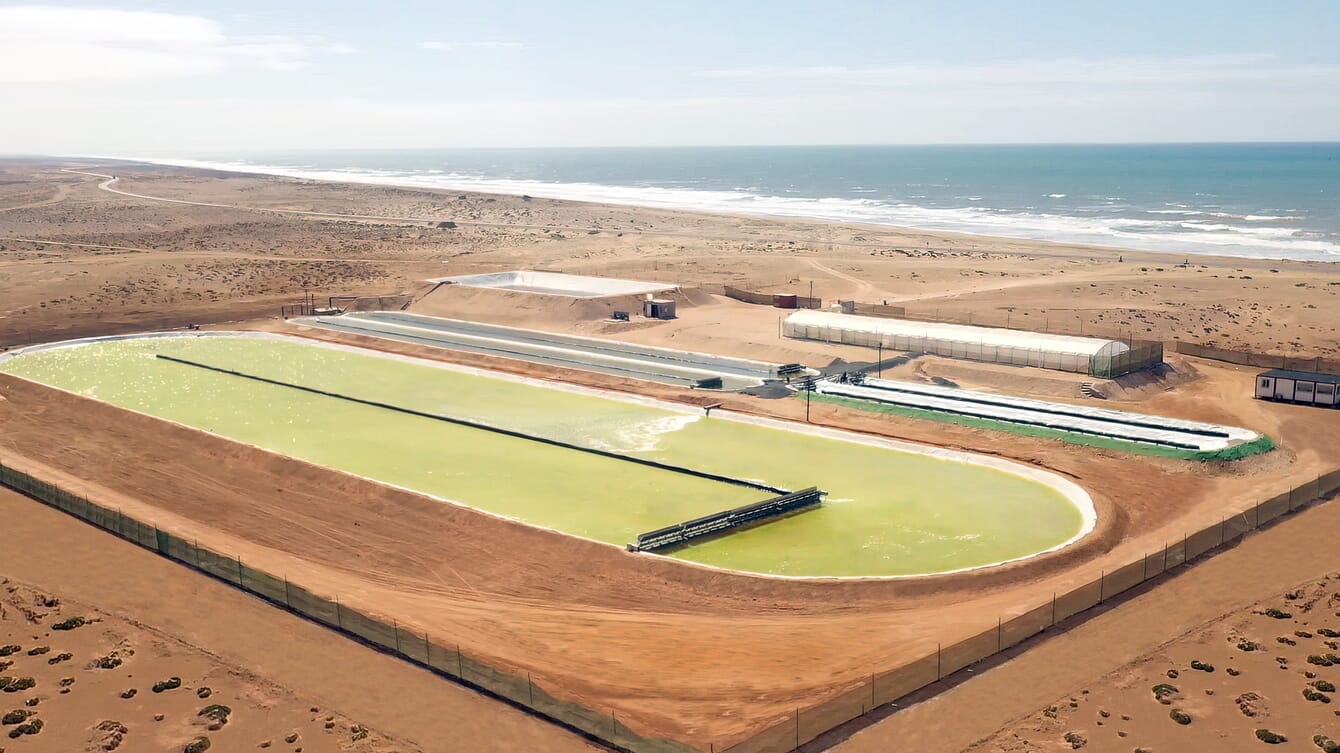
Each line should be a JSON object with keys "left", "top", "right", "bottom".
{"left": 0, "top": 335, "right": 1086, "bottom": 576}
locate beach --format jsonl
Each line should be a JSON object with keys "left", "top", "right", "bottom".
{"left": 2, "top": 159, "right": 1338, "bottom": 358}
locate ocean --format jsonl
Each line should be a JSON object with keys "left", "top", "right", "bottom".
{"left": 130, "top": 143, "right": 1340, "bottom": 262}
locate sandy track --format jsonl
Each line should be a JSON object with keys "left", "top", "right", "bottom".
{"left": 0, "top": 486, "right": 601, "bottom": 753}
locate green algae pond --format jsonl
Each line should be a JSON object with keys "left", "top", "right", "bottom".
{"left": 0, "top": 333, "right": 1093, "bottom": 577}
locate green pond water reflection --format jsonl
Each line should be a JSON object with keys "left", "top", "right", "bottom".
{"left": 0, "top": 335, "right": 1086, "bottom": 576}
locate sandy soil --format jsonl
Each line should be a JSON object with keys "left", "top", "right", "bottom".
{"left": 975, "top": 575, "right": 1340, "bottom": 753}
{"left": 0, "top": 575, "right": 412, "bottom": 753}
{"left": 2, "top": 161, "right": 1338, "bottom": 356}
{"left": 0, "top": 486, "right": 600, "bottom": 753}
{"left": 3, "top": 159, "right": 1340, "bottom": 751}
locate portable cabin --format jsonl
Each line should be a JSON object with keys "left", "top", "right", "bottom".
{"left": 643, "top": 298, "right": 677, "bottom": 320}
{"left": 1255, "top": 368, "right": 1340, "bottom": 407}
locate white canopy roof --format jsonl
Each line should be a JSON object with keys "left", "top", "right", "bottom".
{"left": 786, "top": 310, "right": 1130, "bottom": 359}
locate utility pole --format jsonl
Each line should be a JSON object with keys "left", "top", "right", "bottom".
{"left": 877, "top": 341, "right": 883, "bottom": 378}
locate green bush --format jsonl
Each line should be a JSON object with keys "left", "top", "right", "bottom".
{"left": 1314, "top": 680, "right": 1337, "bottom": 693}
{"left": 0, "top": 647, "right": 19, "bottom": 658}
{"left": 1169, "top": 708, "right": 1192, "bottom": 725}
{"left": 1303, "top": 687, "right": 1332, "bottom": 703}
{"left": 2, "top": 709, "right": 32, "bottom": 725}
{"left": 1255, "top": 729, "right": 1287, "bottom": 744}
{"left": 24, "top": 647, "right": 47, "bottom": 657}
{"left": 1152, "top": 683, "right": 1179, "bottom": 702}
{"left": 6, "top": 717, "right": 42, "bottom": 739}
{"left": 0, "top": 678, "right": 34, "bottom": 694}
{"left": 51, "top": 616, "right": 86, "bottom": 631}
{"left": 151, "top": 677, "right": 182, "bottom": 693}
{"left": 1265, "top": 608, "right": 1293, "bottom": 619}
{"left": 1191, "top": 659, "right": 1215, "bottom": 672}
{"left": 183, "top": 735, "right": 211, "bottom": 753}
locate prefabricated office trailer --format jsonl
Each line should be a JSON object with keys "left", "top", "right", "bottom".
{"left": 1256, "top": 368, "right": 1340, "bottom": 407}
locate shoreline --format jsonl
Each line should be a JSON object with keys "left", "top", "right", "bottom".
{"left": 74, "top": 154, "right": 1340, "bottom": 267}
{"left": 58, "top": 156, "right": 1340, "bottom": 272}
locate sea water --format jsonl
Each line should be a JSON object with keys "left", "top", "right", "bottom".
{"left": 128, "top": 143, "right": 1340, "bottom": 261}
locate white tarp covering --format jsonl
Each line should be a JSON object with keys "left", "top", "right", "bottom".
{"left": 433, "top": 270, "right": 676, "bottom": 298}
{"left": 818, "top": 377, "right": 1260, "bottom": 452}
{"left": 784, "top": 309, "right": 1130, "bottom": 359}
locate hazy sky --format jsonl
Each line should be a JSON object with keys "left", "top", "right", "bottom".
{"left": 2, "top": 1, "right": 1339, "bottom": 154}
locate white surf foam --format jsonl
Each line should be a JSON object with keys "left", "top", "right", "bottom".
{"left": 103, "top": 156, "right": 1340, "bottom": 261}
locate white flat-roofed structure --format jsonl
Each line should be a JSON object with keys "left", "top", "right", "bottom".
{"left": 784, "top": 310, "right": 1158, "bottom": 377}
{"left": 433, "top": 270, "right": 677, "bottom": 299}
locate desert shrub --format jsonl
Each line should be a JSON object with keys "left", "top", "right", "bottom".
{"left": 1255, "top": 728, "right": 1287, "bottom": 744}
{"left": 1265, "top": 608, "right": 1293, "bottom": 619}
{"left": 6, "top": 717, "right": 42, "bottom": 739}
{"left": 1308, "top": 655, "right": 1338, "bottom": 667}
{"left": 1, "top": 678, "right": 34, "bottom": 693}
{"left": 196, "top": 687, "right": 211, "bottom": 699}
{"left": 1166, "top": 669, "right": 1179, "bottom": 679}
{"left": 1063, "top": 731, "right": 1086, "bottom": 749}
{"left": 1314, "top": 734, "right": 1340, "bottom": 753}
{"left": 1191, "top": 659, "right": 1215, "bottom": 672}
{"left": 1169, "top": 708, "right": 1192, "bottom": 725}
{"left": 1298, "top": 631, "right": 1315, "bottom": 638}
{"left": 94, "top": 653, "right": 122, "bottom": 670}
{"left": 46, "top": 652, "right": 72, "bottom": 665}
{"left": 1303, "top": 687, "right": 1332, "bottom": 703}
{"left": 24, "top": 647, "right": 47, "bottom": 657}
{"left": 151, "top": 677, "right": 182, "bottom": 693}
{"left": 284, "top": 732, "right": 299, "bottom": 743}
{"left": 1320, "top": 628, "right": 1340, "bottom": 638}
{"left": 197, "top": 704, "right": 230, "bottom": 727}
{"left": 183, "top": 735, "right": 211, "bottom": 753}
{"left": 1279, "top": 636, "right": 1298, "bottom": 646}
{"left": 51, "top": 616, "right": 86, "bottom": 631}
{"left": 2, "top": 709, "right": 32, "bottom": 725}
{"left": 0, "top": 647, "right": 19, "bottom": 658}
{"left": 1314, "top": 680, "right": 1337, "bottom": 692}
{"left": 120, "top": 689, "right": 137, "bottom": 699}
{"left": 0, "top": 661, "right": 9, "bottom": 672}
{"left": 1238, "top": 640, "right": 1264, "bottom": 652}
{"left": 1228, "top": 667, "right": 1242, "bottom": 676}
{"left": 1147, "top": 683, "right": 1179, "bottom": 702}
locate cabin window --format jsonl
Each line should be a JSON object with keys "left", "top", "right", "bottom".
{"left": 1319, "top": 384, "right": 1335, "bottom": 395}
{"left": 1259, "top": 378, "right": 1272, "bottom": 388}
{"left": 1298, "top": 383, "right": 1314, "bottom": 393}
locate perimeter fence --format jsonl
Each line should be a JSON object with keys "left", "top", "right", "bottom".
{"left": 1, "top": 456, "right": 1337, "bottom": 753}
{"left": 719, "top": 467, "right": 1340, "bottom": 753}
{"left": 1170, "top": 342, "right": 1340, "bottom": 375}
{"left": 0, "top": 459, "right": 698, "bottom": 753}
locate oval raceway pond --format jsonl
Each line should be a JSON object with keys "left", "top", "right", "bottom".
{"left": 0, "top": 333, "right": 1094, "bottom": 577}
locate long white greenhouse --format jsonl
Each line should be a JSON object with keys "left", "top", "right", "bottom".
{"left": 783, "top": 310, "right": 1161, "bottom": 377}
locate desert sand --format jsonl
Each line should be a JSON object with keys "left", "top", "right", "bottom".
{"left": 976, "top": 574, "right": 1340, "bottom": 753}
{"left": 0, "top": 573, "right": 411, "bottom": 753}
{"left": 2, "top": 159, "right": 1339, "bottom": 752}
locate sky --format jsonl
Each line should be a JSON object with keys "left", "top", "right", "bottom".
{"left": 1, "top": 1, "right": 1339, "bottom": 154}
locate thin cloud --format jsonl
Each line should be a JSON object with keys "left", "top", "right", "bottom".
{"left": 418, "top": 41, "right": 526, "bottom": 52}
{"left": 698, "top": 54, "right": 1340, "bottom": 88}
{"left": 0, "top": 5, "right": 351, "bottom": 83}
